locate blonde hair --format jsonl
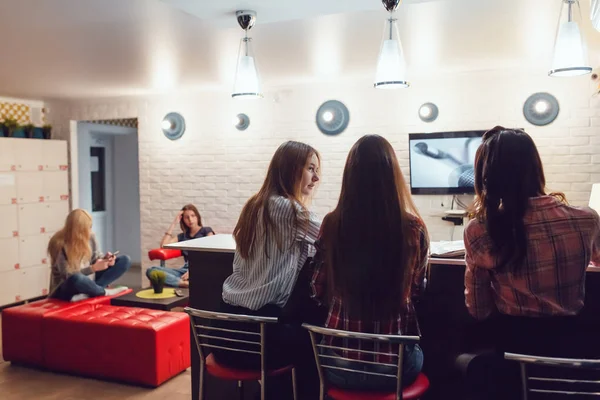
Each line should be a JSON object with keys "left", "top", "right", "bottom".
{"left": 48, "top": 209, "right": 93, "bottom": 273}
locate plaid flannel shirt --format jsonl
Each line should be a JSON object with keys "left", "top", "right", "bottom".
{"left": 464, "top": 196, "right": 600, "bottom": 320}
{"left": 310, "top": 216, "right": 429, "bottom": 363}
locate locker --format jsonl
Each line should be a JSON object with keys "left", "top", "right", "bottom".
{"left": 0, "top": 172, "right": 17, "bottom": 205}
{"left": 44, "top": 202, "right": 69, "bottom": 233}
{"left": 0, "top": 138, "right": 17, "bottom": 171}
{"left": 0, "top": 270, "right": 20, "bottom": 305}
{"left": 0, "top": 237, "right": 19, "bottom": 272}
{"left": 0, "top": 204, "right": 18, "bottom": 238}
{"left": 13, "top": 139, "right": 44, "bottom": 171}
{"left": 42, "top": 140, "right": 68, "bottom": 171}
{"left": 16, "top": 171, "right": 45, "bottom": 203}
{"left": 42, "top": 171, "right": 69, "bottom": 202}
{"left": 18, "top": 203, "right": 46, "bottom": 237}
{"left": 19, "top": 266, "right": 50, "bottom": 299}
{"left": 19, "top": 235, "right": 49, "bottom": 268}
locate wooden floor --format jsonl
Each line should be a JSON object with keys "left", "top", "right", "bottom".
{"left": 0, "top": 312, "right": 193, "bottom": 400}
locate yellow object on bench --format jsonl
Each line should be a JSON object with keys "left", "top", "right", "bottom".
{"left": 136, "top": 288, "right": 176, "bottom": 299}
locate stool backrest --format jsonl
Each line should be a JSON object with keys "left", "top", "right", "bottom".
{"left": 302, "top": 323, "right": 420, "bottom": 400}
{"left": 184, "top": 307, "right": 278, "bottom": 385}
{"left": 505, "top": 352, "right": 600, "bottom": 399}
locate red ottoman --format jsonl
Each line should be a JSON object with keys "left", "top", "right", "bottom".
{"left": 1, "top": 290, "right": 132, "bottom": 366}
{"left": 43, "top": 304, "right": 190, "bottom": 387}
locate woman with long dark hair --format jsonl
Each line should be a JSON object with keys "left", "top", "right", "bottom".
{"left": 465, "top": 126, "right": 600, "bottom": 321}
{"left": 311, "top": 134, "right": 429, "bottom": 390}
{"left": 462, "top": 127, "right": 600, "bottom": 399}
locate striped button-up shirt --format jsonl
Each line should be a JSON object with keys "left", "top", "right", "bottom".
{"left": 464, "top": 196, "right": 600, "bottom": 320}
{"left": 222, "top": 196, "right": 322, "bottom": 310}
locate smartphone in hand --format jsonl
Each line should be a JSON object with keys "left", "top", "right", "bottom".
{"left": 104, "top": 251, "right": 120, "bottom": 259}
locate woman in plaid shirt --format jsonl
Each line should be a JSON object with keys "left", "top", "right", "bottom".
{"left": 310, "top": 135, "right": 430, "bottom": 391}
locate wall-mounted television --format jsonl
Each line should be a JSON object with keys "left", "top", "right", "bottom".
{"left": 409, "top": 130, "right": 484, "bottom": 195}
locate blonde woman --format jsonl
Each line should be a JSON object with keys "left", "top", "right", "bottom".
{"left": 48, "top": 209, "right": 130, "bottom": 302}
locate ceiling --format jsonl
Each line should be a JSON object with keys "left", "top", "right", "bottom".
{"left": 0, "top": 0, "right": 597, "bottom": 100}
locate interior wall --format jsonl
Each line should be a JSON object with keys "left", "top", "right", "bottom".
{"left": 46, "top": 70, "right": 600, "bottom": 273}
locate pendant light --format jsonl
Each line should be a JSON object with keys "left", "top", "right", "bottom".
{"left": 549, "top": 0, "right": 592, "bottom": 77}
{"left": 374, "top": 0, "right": 409, "bottom": 89}
{"left": 232, "top": 10, "right": 263, "bottom": 98}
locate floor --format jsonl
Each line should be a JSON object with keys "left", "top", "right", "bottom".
{"left": 0, "top": 305, "right": 193, "bottom": 400}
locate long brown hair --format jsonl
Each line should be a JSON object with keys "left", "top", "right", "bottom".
{"left": 472, "top": 126, "right": 565, "bottom": 270}
{"left": 180, "top": 204, "right": 202, "bottom": 233}
{"left": 234, "top": 141, "right": 320, "bottom": 259}
{"left": 48, "top": 209, "right": 93, "bottom": 273}
{"left": 321, "top": 135, "right": 423, "bottom": 320}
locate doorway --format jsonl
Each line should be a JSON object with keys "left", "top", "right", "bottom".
{"left": 70, "top": 119, "right": 141, "bottom": 287}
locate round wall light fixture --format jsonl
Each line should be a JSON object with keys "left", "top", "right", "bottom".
{"left": 316, "top": 100, "right": 350, "bottom": 136}
{"left": 233, "top": 113, "right": 250, "bottom": 131}
{"left": 162, "top": 112, "right": 186, "bottom": 140}
{"left": 523, "top": 92, "right": 560, "bottom": 126}
{"left": 418, "top": 102, "right": 439, "bottom": 123}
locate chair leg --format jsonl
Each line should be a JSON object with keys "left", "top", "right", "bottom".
{"left": 199, "top": 362, "right": 206, "bottom": 400}
{"left": 237, "top": 380, "right": 244, "bottom": 400}
{"left": 319, "top": 383, "right": 325, "bottom": 400}
{"left": 291, "top": 368, "right": 298, "bottom": 400}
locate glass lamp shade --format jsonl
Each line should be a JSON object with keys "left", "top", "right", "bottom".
{"left": 591, "top": 0, "right": 600, "bottom": 32}
{"left": 374, "top": 17, "right": 409, "bottom": 89}
{"left": 549, "top": 0, "right": 592, "bottom": 77}
{"left": 232, "top": 37, "right": 263, "bottom": 98}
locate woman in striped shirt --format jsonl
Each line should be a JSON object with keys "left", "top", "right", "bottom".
{"left": 217, "top": 141, "right": 322, "bottom": 398}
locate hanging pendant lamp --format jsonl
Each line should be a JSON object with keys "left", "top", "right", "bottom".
{"left": 232, "top": 10, "right": 263, "bottom": 98}
{"left": 549, "top": 0, "right": 592, "bottom": 77}
{"left": 374, "top": 0, "right": 409, "bottom": 89}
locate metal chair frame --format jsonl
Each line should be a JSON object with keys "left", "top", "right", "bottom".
{"left": 302, "top": 323, "right": 421, "bottom": 400}
{"left": 505, "top": 352, "right": 600, "bottom": 399}
{"left": 185, "top": 307, "right": 297, "bottom": 400}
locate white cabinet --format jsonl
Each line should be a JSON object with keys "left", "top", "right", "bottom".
{"left": 44, "top": 202, "right": 69, "bottom": 234}
{"left": 43, "top": 141, "right": 68, "bottom": 171}
{"left": 16, "top": 171, "right": 45, "bottom": 203}
{"left": 0, "top": 237, "right": 20, "bottom": 272}
{"left": 13, "top": 139, "right": 44, "bottom": 171}
{"left": 0, "top": 138, "right": 17, "bottom": 171}
{"left": 20, "top": 266, "right": 50, "bottom": 300}
{"left": 0, "top": 172, "right": 17, "bottom": 205}
{"left": 42, "top": 171, "right": 69, "bottom": 202}
{"left": 0, "top": 138, "right": 69, "bottom": 307}
{"left": 0, "top": 270, "right": 19, "bottom": 305}
{"left": 0, "top": 204, "right": 18, "bottom": 238}
{"left": 19, "top": 235, "right": 49, "bottom": 268}
{"left": 18, "top": 203, "right": 46, "bottom": 236}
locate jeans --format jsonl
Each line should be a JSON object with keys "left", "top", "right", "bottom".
{"left": 146, "top": 263, "right": 188, "bottom": 287}
{"left": 324, "top": 344, "right": 423, "bottom": 391}
{"left": 52, "top": 255, "right": 131, "bottom": 301}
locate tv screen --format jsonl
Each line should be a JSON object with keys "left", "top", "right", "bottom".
{"left": 409, "top": 130, "right": 484, "bottom": 195}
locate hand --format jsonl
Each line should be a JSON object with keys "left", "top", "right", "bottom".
{"left": 174, "top": 210, "right": 184, "bottom": 224}
{"left": 181, "top": 271, "right": 189, "bottom": 281}
{"left": 92, "top": 258, "right": 110, "bottom": 272}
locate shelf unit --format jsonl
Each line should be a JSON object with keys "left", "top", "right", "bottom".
{"left": 0, "top": 138, "right": 69, "bottom": 307}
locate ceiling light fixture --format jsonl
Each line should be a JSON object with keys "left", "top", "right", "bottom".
{"left": 549, "top": 0, "right": 592, "bottom": 77}
{"left": 232, "top": 10, "right": 263, "bottom": 98}
{"left": 374, "top": 0, "right": 409, "bottom": 89}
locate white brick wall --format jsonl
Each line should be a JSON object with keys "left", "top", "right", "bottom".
{"left": 45, "top": 70, "right": 600, "bottom": 280}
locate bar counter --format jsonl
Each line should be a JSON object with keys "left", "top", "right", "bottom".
{"left": 167, "top": 235, "right": 600, "bottom": 399}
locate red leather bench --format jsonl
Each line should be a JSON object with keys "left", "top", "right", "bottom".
{"left": 1, "top": 291, "right": 132, "bottom": 367}
{"left": 148, "top": 248, "right": 182, "bottom": 267}
{"left": 2, "top": 291, "right": 190, "bottom": 387}
{"left": 43, "top": 304, "right": 190, "bottom": 386}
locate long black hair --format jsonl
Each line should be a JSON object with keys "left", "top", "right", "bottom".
{"left": 472, "top": 126, "right": 565, "bottom": 270}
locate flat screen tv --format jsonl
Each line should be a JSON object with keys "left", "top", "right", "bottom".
{"left": 409, "top": 130, "right": 484, "bottom": 195}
